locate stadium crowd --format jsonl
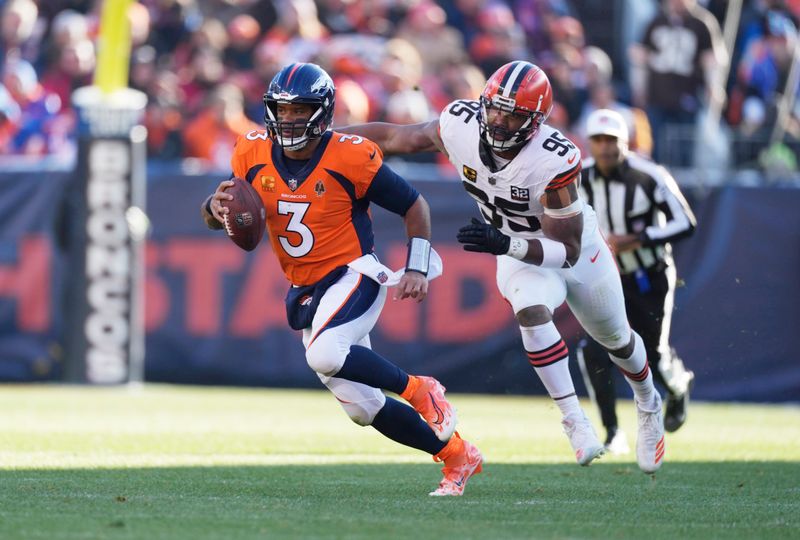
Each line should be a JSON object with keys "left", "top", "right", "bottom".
{"left": 0, "top": 0, "right": 798, "bottom": 174}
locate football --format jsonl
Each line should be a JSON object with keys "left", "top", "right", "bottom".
{"left": 220, "top": 177, "right": 266, "bottom": 251}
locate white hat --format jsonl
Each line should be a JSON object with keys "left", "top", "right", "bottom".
{"left": 586, "top": 108, "right": 629, "bottom": 143}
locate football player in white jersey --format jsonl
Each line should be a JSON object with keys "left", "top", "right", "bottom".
{"left": 343, "top": 61, "right": 665, "bottom": 474}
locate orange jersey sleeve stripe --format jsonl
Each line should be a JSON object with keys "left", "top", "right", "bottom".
{"left": 546, "top": 162, "right": 582, "bottom": 192}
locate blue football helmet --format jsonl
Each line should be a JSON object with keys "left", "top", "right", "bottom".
{"left": 263, "top": 63, "right": 335, "bottom": 151}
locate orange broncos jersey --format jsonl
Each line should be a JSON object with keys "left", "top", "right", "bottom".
{"left": 231, "top": 130, "right": 384, "bottom": 286}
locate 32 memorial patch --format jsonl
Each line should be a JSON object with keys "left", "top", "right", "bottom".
{"left": 511, "top": 186, "right": 530, "bottom": 201}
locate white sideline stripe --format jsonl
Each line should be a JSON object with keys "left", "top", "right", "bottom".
{"left": 0, "top": 452, "right": 424, "bottom": 467}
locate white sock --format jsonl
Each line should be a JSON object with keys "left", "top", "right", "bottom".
{"left": 520, "top": 322, "right": 582, "bottom": 418}
{"left": 609, "top": 331, "right": 657, "bottom": 409}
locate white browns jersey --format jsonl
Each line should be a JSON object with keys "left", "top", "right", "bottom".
{"left": 438, "top": 99, "right": 597, "bottom": 242}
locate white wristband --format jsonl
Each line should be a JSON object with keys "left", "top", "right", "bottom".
{"left": 506, "top": 237, "right": 528, "bottom": 260}
{"left": 405, "top": 237, "right": 431, "bottom": 275}
{"left": 536, "top": 237, "right": 568, "bottom": 268}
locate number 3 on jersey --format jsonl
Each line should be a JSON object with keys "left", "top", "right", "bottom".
{"left": 277, "top": 200, "right": 315, "bottom": 257}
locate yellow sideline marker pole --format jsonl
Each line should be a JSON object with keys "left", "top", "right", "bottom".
{"left": 65, "top": 0, "right": 148, "bottom": 385}
{"left": 94, "top": 0, "right": 133, "bottom": 94}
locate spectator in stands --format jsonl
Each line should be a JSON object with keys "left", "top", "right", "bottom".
{"left": 574, "top": 80, "right": 653, "bottom": 157}
{"left": 130, "top": 45, "right": 157, "bottom": 95}
{"left": 0, "top": 81, "right": 21, "bottom": 152}
{"left": 332, "top": 79, "right": 370, "bottom": 127}
{"left": 144, "top": 69, "right": 185, "bottom": 160}
{"left": 396, "top": 1, "right": 466, "bottom": 75}
{"left": 545, "top": 44, "right": 588, "bottom": 126}
{"left": 731, "top": 11, "right": 800, "bottom": 167}
{"left": 233, "top": 67, "right": 268, "bottom": 124}
{"left": 1, "top": 0, "right": 41, "bottom": 71}
{"left": 182, "top": 82, "right": 259, "bottom": 169}
{"left": 41, "top": 9, "right": 89, "bottom": 74}
{"left": 252, "top": 38, "right": 286, "bottom": 86}
{"left": 224, "top": 14, "right": 260, "bottom": 71}
{"left": 2, "top": 57, "right": 62, "bottom": 154}
{"left": 469, "top": 2, "right": 528, "bottom": 76}
{"left": 261, "top": 0, "right": 328, "bottom": 64}
{"left": 330, "top": 0, "right": 396, "bottom": 36}
{"left": 128, "top": 1, "right": 151, "bottom": 48}
{"left": 173, "top": 17, "right": 228, "bottom": 74}
{"left": 143, "top": 0, "right": 194, "bottom": 56}
{"left": 427, "top": 61, "right": 485, "bottom": 112}
{"left": 181, "top": 46, "right": 227, "bottom": 115}
{"left": 738, "top": 11, "right": 798, "bottom": 104}
{"left": 549, "top": 14, "right": 585, "bottom": 52}
{"left": 374, "top": 38, "right": 426, "bottom": 120}
{"left": 736, "top": 0, "right": 799, "bottom": 63}
{"left": 385, "top": 89, "right": 432, "bottom": 125}
{"left": 40, "top": 37, "right": 94, "bottom": 112}
{"left": 630, "top": 0, "right": 727, "bottom": 166}
{"left": 582, "top": 45, "right": 613, "bottom": 90}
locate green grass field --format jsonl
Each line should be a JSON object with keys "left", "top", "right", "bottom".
{"left": 0, "top": 385, "right": 798, "bottom": 539}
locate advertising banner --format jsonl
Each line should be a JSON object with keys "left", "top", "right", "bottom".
{"left": 0, "top": 174, "right": 798, "bottom": 402}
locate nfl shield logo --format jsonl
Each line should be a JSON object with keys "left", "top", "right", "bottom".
{"left": 288, "top": 178, "right": 298, "bottom": 191}
{"left": 235, "top": 212, "right": 253, "bottom": 227}
{"left": 377, "top": 271, "right": 388, "bottom": 284}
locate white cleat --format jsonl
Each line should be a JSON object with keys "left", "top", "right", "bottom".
{"left": 636, "top": 393, "right": 666, "bottom": 474}
{"left": 604, "top": 429, "right": 631, "bottom": 455}
{"left": 562, "top": 412, "right": 605, "bottom": 466}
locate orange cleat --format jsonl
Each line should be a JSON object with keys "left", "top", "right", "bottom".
{"left": 400, "top": 375, "right": 457, "bottom": 442}
{"left": 429, "top": 432, "right": 483, "bottom": 496}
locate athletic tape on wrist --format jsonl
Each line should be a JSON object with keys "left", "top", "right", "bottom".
{"left": 506, "top": 237, "right": 528, "bottom": 260}
{"left": 537, "top": 237, "right": 567, "bottom": 268}
{"left": 405, "top": 237, "right": 431, "bottom": 275}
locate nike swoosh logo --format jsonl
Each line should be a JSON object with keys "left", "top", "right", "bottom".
{"left": 369, "top": 149, "right": 377, "bottom": 160}
{"left": 567, "top": 154, "right": 577, "bottom": 164}
{"left": 428, "top": 393, "right": 444, "bottom": 425}
{"left": 590, "top": 249, "right": 600, "bottom": 263}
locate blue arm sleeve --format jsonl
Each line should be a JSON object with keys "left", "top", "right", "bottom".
{"left": 364, "top": 163, "right": 420, "bottom": 216}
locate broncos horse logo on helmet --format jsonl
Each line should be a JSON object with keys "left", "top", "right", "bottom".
{"left": 478, "top": 61, "right": 553, "bottom": 152}
{"left": 264, "top": 63, "right": 336, "bottom": 151}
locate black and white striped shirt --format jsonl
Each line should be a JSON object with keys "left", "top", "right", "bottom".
{"left": 579, "top": 153, "right": 696, "bottom": 274}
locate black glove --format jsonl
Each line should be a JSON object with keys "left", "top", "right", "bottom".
{"left": 457, "top": 217, "right": 510, "bottom": 254}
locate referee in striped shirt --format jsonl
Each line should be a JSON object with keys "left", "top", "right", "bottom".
{"left": 577, "top": 109, "right": 697, "bottom": 453}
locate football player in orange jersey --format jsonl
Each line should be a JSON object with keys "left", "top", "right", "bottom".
{"left": 201, "top": 63, "right": 482, "bottom": 496}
